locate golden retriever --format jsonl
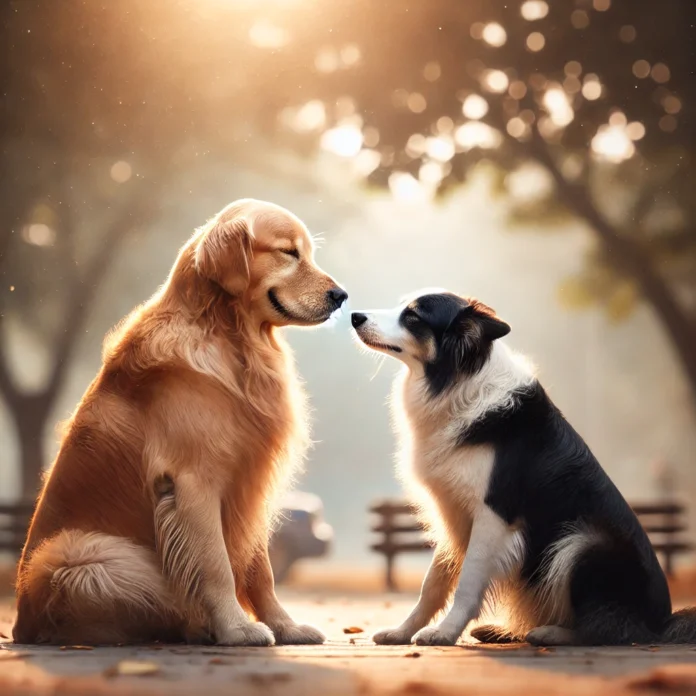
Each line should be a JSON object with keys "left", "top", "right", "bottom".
{"left": 13, "top": 198, "right": 347, "bottom": 646}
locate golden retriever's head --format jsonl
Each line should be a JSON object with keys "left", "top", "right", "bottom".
{"left": 193, "top": 199, "right": 347, "bottom": 326}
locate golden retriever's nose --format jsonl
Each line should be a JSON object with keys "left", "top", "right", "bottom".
{"left": 328, "top": 287, "right": 348, "bottom": 310}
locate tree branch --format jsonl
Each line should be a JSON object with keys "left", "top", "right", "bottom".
{"left": 527, "top": 125, "right": 696, "bottom": 394}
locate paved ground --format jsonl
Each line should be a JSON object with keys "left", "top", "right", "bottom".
{"left": 2, "top": 592, "right": 696, "bottom": 695}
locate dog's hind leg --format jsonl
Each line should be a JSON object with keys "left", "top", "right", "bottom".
{"left": 470, "top": 625, "right": 521, "bottom": 644}
{"left": 13, "top": 530, "right": 180, "bottom": 645}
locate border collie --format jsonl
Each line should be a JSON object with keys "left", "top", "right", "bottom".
{"left": 351, "top": 290, "right": 695, "bottom": 646}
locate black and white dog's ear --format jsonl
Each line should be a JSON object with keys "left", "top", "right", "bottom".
{"left": 479, "top": 314, "right": 511, "bottom": 340}
{"left": 456, "top": 300, "right": 510, "bottom": 341}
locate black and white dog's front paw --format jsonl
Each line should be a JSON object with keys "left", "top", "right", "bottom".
{"left": 412, "top": 626, "right": 458, "bottom": 646}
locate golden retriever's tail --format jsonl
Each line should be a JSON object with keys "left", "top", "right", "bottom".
{"left": 14, "top": 530, "right": 178, "bottom": 644}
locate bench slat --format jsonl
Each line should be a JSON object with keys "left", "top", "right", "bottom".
{"left": 371, "top": 524, "right": 425, "bottom": 534}
{"left": 632, "top": 504, "right": 685, "bottom": 516}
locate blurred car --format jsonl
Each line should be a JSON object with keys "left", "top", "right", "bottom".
{"left": 269, "top": 491, "right": 333, "bottom": 583}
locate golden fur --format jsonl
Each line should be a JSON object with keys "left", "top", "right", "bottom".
{"left": 13, "top": 198, "right": 345, "bottom": 646}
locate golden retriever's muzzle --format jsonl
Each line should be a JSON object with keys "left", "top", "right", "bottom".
{"left": 268, "top": 285, "right": 348, "bottom": 325}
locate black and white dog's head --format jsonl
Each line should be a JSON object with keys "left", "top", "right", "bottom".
{"left": 351, "top": 291, "right": 510, "bottom": 395}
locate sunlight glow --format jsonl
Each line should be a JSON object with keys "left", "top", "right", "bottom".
{"left": 506, "top": 117, "right": 528, "bottom": 139}
{"left": 521, "top": 0, "right": 549, "bottom": 20}
{"left": 110, "top": 161, "right": 132, "bottom": 183}
{"left": 581, "top": 75, "right": 602, "bottom": 100}
{"left": 406, "top": 133, "right": 427, "bottom": 158}
{"left": 315, "top": 47, "right": 340, "bottom": 73}
{"left": 425, "top": 135, "right": 455, "bottom": 162}
{"left": 526, "top": 32, "right": 545, "bottom": 52}
{"left": 462, "top": 94, "right": 489, "bottom": 120}
{"left": 352, "top": 148, "right": 381, "bottom": 177}
{"left": 22, "top": 223, "right": 55, "bottom": 247}
{"left": 482, "top": 23, "right": 507, "bottom": 47}
{"left": 248, "top": 20, "right": 290, "bottom": 48}
{"left": 419, "top": 161, "right": 446, "bottom": 186}
{"left": 388, "top": 172, "right": 429, "bottom": 203}
{"left": 284, "top": 100, "right": 326, "bottom": 132}
{"left": 321, "top": 124, "right": 363, "bottom": 157}
{"left": 543, "top": 87, "right": 574, "bottom": 127}
{"left": 481, "top": 70, "right": 509, "bottom": 94}
{"left": 591, "top": 124, "right": 635, "bottom": 163}
{"left": 454, "top": 122, "right": 502, "bottom": 150}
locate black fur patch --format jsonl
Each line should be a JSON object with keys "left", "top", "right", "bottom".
{"left": 459, "top": 380, "right": 675, "bottom": 645}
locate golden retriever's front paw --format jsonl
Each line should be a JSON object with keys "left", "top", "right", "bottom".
{"left": 413, "top": 626, "right": 458, "bottom": 646}
{"left": 373, "top": 627, "right": 413, "bottom": 645}
{"left": 273, "top": 623, "right": 325, "bottom": 645}
{"left": 216, "top": 621, "right": 275, "bottom": 647}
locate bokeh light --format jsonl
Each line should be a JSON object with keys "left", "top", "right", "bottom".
{"left": 482, "top": 70, "right": 509, "bottom": 93}
{"left": 110, "top": 161, "right": 132, "bottom": 183}
{"left": 321, "top": 124, "right": 363, "bottom": 157}
{"left": 591, "top": 124, "right": 635, "bottom": 162}
{"left": 482, "top": 22, "right": 507, "bottom": 47}
{"left": 454, "top": 122, "right": 502, "bottom": 150}
{"left": 21, "top": 224, "right": 55, "bottom": 247}
{"left": 462, "top": 94, "right": 489, "bottom": 120}
{"left": 526, "top": 32, "right": 546, "bottom": 52}
{"left": 520, "top": 1, "right": 549, "bottom": 21}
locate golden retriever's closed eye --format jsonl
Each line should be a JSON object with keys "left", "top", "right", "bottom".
{"left": 13, "top": 198, "right": 347, "bottom": 647}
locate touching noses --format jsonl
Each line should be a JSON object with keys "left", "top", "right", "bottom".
{"left": 328, "top": 287, "right": 348, "bottom": 310}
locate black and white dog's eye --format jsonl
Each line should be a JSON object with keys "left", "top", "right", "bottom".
{"left": 403, "top": 309, "right": 422, "bottom": 323}
{"left": 281, "top": 249, "right": 300, "bottom": 259}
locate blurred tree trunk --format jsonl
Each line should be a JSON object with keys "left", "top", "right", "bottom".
{"left": 0, "top": 190, "right": 156, "bottom": 500}
{"left": 529, "top": 131, "right": 696, "bottom": 403}
{"left": 12, "top": 396, "right": 50, "bottom": 501}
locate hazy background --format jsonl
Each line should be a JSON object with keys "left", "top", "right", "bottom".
{"left": 0, "top": 0, "right": 693, "bottom": 574}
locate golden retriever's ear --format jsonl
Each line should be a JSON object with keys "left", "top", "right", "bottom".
{"left": 194, "top": 217, "right": 253, "bottom": 295}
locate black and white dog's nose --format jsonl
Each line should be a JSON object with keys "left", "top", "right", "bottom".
{"left": 351, "top": 312, "right": 368, "bottom": 328}
{"left": 328, "top": 287, "right": 348, "bottom": 309}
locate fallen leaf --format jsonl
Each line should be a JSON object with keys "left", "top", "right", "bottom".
{"left": 104, "top": 660, "right": 161, "bottom": 678}
{"left": 625, "top": 664, "right": 696, "bottom": 691}
{"left": 404, "top": 651, "right": 421, "bottom": 658}
{"left": 209, "top": 657, "right": 234, "bottom": 665}
{"left": 60, "top": 645, "right": 93, "bottom": 651}
{"left": 0, "top": 632, "right": 8, "bottom": 639}
{"left": 343, "top": 626, "right": 364, "bottom": 634}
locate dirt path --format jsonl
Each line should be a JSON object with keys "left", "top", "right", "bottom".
{"left": 2, "top": 592, "right": 696, "bottom": 695}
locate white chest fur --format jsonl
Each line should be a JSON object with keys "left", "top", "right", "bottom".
{"left": 393, "top": 369, "right": 496, "bottom": 526}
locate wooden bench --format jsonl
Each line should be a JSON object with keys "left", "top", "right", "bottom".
{"left": 0, "top": 502, "right": 34, "bottom": 556}
{"left": 370, "top": 499, "right": 693, "bottom": 591}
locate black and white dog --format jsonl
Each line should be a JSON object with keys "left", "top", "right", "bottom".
{"left": 351, "top": 290, "right": 695, "bottom": 646}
